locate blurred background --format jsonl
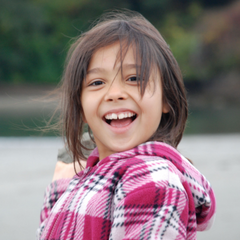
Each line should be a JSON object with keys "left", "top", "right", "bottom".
{"left": 0, "top": 0, "right": 240, "bottom": 239}
{"left": 0, "top": 0, "right": 240, "bottom": 135}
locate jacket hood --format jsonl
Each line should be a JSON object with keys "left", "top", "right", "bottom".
{"left": 87, "top": 141, "right": 216, "bottom": 231}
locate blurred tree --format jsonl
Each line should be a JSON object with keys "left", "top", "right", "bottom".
{"left": 0, "top": 0, "right": 238, "bottom": 84}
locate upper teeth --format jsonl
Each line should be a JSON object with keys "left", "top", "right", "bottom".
{"left": 105, "top": 112, "right": 136, "bottom": 120}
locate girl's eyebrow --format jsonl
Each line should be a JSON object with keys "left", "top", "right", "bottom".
{"left": 87, "top": 68, "right": 105, "bottom": 75}
{"left": 87, "top": 64, "right": 140, "bottom": 75}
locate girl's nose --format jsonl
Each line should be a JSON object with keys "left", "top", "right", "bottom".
{"left": 104, "top": 80, "right": 128, "bottom": 102}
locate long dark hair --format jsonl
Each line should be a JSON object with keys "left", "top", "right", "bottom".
{"left": 59, "top": 11, "right": 188, "bottom": 168}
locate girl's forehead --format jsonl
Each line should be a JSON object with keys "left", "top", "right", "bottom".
{"left": 88, "top": 42, "right": 136, "bottom": 71}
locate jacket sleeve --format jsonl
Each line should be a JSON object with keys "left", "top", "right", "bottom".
{"left": 36, "top": 178, "right": 70, "bottom": 238}
{"left": 110, "top": 177, "right": 190, "bottom": 239}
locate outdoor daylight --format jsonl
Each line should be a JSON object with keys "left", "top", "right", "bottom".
{"left": 0, "top": 0, "right": 239, "bottom": 239}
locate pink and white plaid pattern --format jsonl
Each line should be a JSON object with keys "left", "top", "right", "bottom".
{"left": 37, "top": 141, "right": 216, "bottom": 239}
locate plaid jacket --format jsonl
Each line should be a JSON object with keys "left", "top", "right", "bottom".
{"left": 37, "top": 141, "right": 216, "bottom": 239}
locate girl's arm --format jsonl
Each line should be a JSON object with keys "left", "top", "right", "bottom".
{"left": 39, "top": 177, "right": 71, "bottom": 223}
{"left": 37, "top": 160, "right": 85, "bottom": 237}
{"left": 41, "top": 157, "right": 86, "bottom": 217}
{"left": 37, "top": 177, "right": 71, "bottom": 239}
{"left": 39, "top": 161, "right": 75, "bottom": 227}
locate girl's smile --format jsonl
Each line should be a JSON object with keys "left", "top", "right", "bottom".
{"left": 81, "top": 42, "right": 169, "bottom": 160}
{"left": 103, "top": 109, "right": 137, "bottom": 135}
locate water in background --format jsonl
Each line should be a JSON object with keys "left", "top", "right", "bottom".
{"left": 1, "top": 85, "right": 239, "bottom": 136}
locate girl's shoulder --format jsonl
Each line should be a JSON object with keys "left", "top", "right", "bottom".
{"left": 118, "top": 154, "right": 185, "bottom": 186}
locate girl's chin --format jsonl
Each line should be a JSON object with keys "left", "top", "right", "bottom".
{"left": 98, "top": 142, "right": 136, "bottom": 160}
{"left": 106, "top": 142, "right": 137, "bottom": 155}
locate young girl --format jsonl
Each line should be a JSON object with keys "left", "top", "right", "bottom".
{"left": 37, "top": 12, "right": 216, "bottom": 240}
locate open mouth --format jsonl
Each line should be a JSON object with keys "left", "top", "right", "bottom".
{"left": 104, "top": 112, "right": 137, "bottom": 127}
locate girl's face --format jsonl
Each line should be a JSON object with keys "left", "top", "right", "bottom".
{"left": 81, "top": 42, "right": 169, "bottom": 160}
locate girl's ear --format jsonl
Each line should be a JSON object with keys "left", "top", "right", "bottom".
{"left": 162, "top": 102, "right": 170, "bottom": 114}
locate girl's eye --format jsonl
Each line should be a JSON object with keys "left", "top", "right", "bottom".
{"left": 89, "top": 80, "right": 104, "bottom": 86}
{"left": 127, "top": 76, "right": 137, "bottom": 82}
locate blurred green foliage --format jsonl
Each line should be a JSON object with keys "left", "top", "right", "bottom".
{"left": 0, "top": 0, "right": 238, "bottom": 84}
